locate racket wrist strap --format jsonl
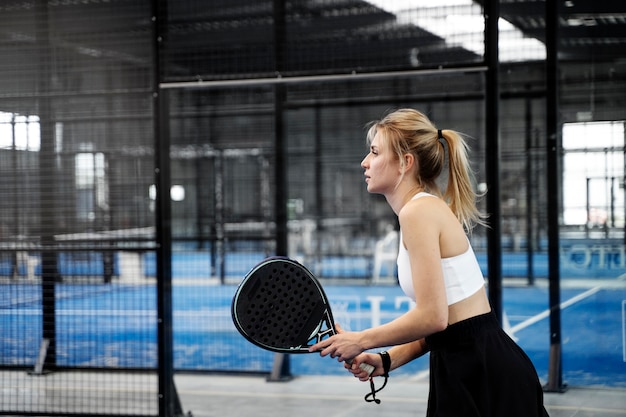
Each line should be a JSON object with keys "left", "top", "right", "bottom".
{"left": 364, "top": 351, "right": 391, "bottom": 404}
{"left": 379, "top": 350, "right": 391, "bottom": 377}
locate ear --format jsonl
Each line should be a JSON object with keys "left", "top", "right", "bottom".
{"left": 402, "top": 153, "right": 415, "bottom": 173}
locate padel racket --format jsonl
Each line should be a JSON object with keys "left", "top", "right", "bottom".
{"left": 231, "top": 256, "right": 375, "bottom": 375}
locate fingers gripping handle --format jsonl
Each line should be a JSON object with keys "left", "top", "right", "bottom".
{"left": 347, "top": 360, "right": 375, "bottom": 376}
{"left": 360, "top": 362, "right": 376, "bottom": 375}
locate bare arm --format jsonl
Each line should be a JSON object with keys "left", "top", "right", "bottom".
{"left": 310, "top": 198, "right": 449, "bottom": 361}
{"left": 387, "top": 338, "right": 429, "bottom": 371}
{"left": 347, "top": 338, "right": 429, "bottom": 381}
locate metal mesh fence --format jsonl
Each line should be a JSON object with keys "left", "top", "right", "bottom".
{"left": 1, "top": 0, "right": 625, "bottom": 416}
{"left": 1, "top": 1, "right": 158, "bottom": 415}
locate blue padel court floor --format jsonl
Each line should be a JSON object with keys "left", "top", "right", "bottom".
{"left": 2, "top": 274, "right": 626, "bottom": 389}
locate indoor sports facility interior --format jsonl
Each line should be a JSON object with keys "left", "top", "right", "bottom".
{"left": 1, "top": 1, "right": 625, "bottom": 416}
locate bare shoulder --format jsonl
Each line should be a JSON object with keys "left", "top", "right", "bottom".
{"left": 398, "top": 195, "right": 449, "bottom": 225}
{"left": 397, "top": 195, "right": 450, "bottom": 237}
{"left": 398, "top": 195, "right": 467, "bottom": 257}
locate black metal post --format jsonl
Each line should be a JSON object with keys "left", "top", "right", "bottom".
{"left": 273, "top": 0, "right": 288, "bottom": 259}
{"left": 274, "top": 84, "right": 287, "bottom": 259}
{"left": 215, "top": 151, "right": 226, "bottom": 283}
{"left": 314, "top": 104, "right": 323, "bottom": 265}
{"left": 485, "top": 0, "right": 503, "bottom": 324}
{"left": 36, "top": 0, "right": 59, "bottom": 372}
{"left": 525, "top": 85, "right": 535, "bottom": 286}
{"left": 152, "top": 1, "right": 185, "bottom": 415}
{"left": 268, "top": 0, "right": 292, "bottom": 382}
{"left": 545, "top": 0, "right": 566, "bottom": 393}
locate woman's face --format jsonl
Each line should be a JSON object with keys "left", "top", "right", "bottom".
{"left": 360, "top": 131, "right": 401, "bottom": 195}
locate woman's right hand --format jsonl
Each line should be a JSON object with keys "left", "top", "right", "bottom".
{"left": 345, "top": 352, "right": 383, "bottom": 381}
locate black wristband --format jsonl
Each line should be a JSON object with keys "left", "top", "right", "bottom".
{"left": 378, "top": 351, "right": 391, "bottom": 377}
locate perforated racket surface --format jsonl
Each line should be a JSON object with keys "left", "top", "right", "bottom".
{"left": 232, "top": 257, "right": 375, "bottom": 376}
{"left": 232, "top": 257, "right": 336, "bottom": 353}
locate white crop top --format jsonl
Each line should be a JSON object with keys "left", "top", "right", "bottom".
{"left": 396, "top": 193, "right": 485, "bottom": 305}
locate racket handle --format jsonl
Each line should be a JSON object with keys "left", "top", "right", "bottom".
{"left": 347, "top": 359, "right": 375, "bottom": 376}
{"left": 359, "top": 362, "right": 375, "bottom": 376}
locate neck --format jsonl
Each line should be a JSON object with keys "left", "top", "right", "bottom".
{"left": 385, "top": 184, "right": 424, "bottom": 215}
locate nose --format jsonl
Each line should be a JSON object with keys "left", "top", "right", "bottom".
{"left": 361, "top": 154, "right": 369, "bottom": 168}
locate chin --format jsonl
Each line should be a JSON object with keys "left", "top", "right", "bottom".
{"left": 367, "top": 186, "right": 381, "bottom": 195}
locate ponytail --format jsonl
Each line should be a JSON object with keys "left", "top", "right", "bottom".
{"left": 367, "top": 109, "right": 487, "bottom": 232}
{"left": 438, "top": 129, "right": 487, "bottom": 232}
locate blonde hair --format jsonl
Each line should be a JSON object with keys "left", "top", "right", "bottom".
{"left": 366, "top": 108, "right": 487, "bottom": 231}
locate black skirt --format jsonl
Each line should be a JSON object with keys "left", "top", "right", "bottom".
{"left": 425, "top": 311, "right": 550, "bottom": 417}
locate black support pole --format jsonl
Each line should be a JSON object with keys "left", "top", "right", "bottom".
{"left": 35, "top": 0, "right": 59, "bottom": 373}
{"left": 152, "top": 1, "right": 186, "bottom": 415}
{"left": 544, "top": 1, "right": 564, "bottom": 392}
{"left": 525, "top": 85, "right": 535, "bottom": 286}
{"left": 314, "top": 104, "right": 323, "bottom": 263}
{"left": 545, "top": 0, "right": 566, "bottom": 393}
{"left": 485, "top": 0, "right": 503, "bottom": 324}
{"left": 268, "top": 0, "right": 292, "bottom": 382}
{"left": 274, "top": 0, "right": 288, "bottom": 259}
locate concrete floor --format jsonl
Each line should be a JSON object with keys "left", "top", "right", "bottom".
{"left": 175, "top": 373, "right": 626, "bottom": 417}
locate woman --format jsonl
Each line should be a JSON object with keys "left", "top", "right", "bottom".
{"left": 310, "top": 108, "right": 549, "bottom": 416}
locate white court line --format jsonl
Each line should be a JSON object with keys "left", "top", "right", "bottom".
{"left": 510, "top": 274, "right": 626, "bottom": 335}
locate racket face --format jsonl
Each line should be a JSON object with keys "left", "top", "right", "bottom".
{"left": 231, "top": 257, "right": 334, "bottom": 353}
